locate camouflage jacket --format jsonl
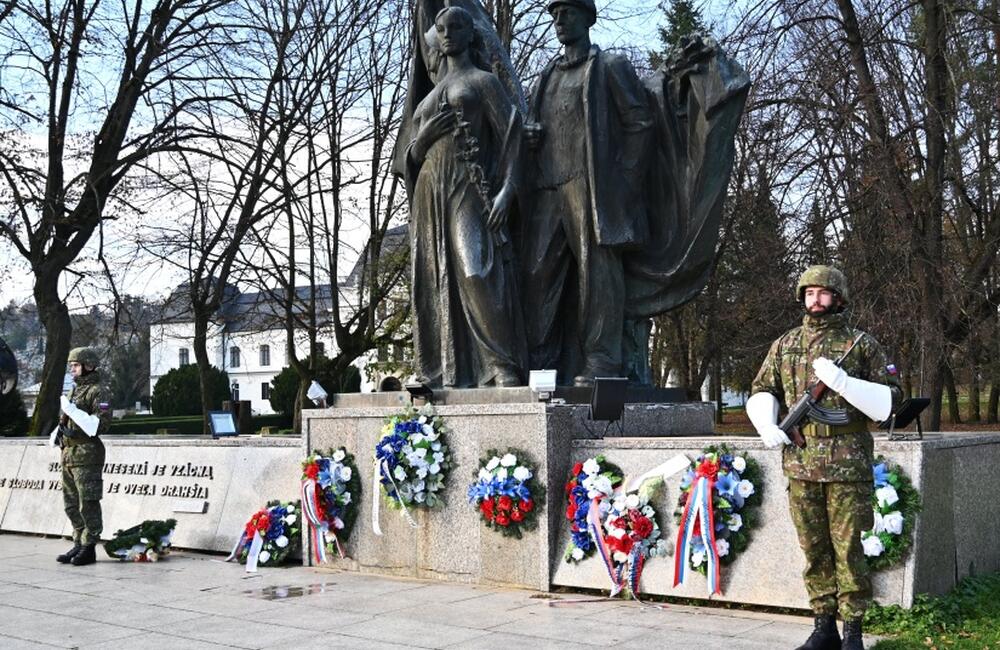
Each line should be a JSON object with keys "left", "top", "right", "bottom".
{"left": 751, "top": 313, "right": 902, "bottom": 482}
{"left": 61, "top": 370, "right": 111, "bottom": 466}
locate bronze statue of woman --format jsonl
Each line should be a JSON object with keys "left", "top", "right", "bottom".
{"left": 404, "top": 5, "right": 526, "bottom": 388}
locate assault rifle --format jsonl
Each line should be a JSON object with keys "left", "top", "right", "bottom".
{"left": 779, "top": 333, "right": 865, "bottom": 449}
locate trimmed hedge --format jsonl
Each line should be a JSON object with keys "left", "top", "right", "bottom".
{"left": 109, "top": 412, "right": 292, "bottom": 435}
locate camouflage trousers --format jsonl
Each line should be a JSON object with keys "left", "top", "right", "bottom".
{"left": 62, "top": 462, "right": 103, "bottom": 546}
{"left": 788, "top": 478, "right": 873, "bottom": 620}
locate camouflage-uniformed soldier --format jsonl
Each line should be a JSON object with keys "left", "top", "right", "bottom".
{"left": 56, "top": 347, "right": 111, "bottom": 566}
{"left": 748, "top": 266, "right": 901, "bottom": 650}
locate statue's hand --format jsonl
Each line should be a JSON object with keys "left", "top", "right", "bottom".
{"left": 412, "top": 107, "right": 456, "bottom": 162}
{"left": 488, "top": 185, "right": 514, "bottom": 232}
{"left": 523, "top": 121, "right": 544, "bottom": 150}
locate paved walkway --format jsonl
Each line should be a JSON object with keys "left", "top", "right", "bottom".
{"left": 0, "top": 533, "right": 829, "bottom": 649}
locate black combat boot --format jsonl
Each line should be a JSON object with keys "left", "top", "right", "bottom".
{"left": 56, "top": 544, "right": 82, "bottom": 564}
{"left": 794, "top": 614, "right": 841, "bottom": 650}
{"left": 841, "top": 619, "right": 864, "bottom": 650}
{"left": 70, "top": 544, "right": 97, "bottom": 566}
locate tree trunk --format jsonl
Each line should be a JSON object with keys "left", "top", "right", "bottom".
{"left": 30, "top": 271, "right": 72, "bottom": 436}
{"left": 943, "top": 363, "right": 960, "bottom": 425}
{"left": 192, "top": 313, "right": 214, "bottom": 434}
{"left": 293, "top": 378, "right": 309, "bottom": 434}
{"left": 988, "top": 382, "right": 999, "bottom": 424}
{"left": 968, "top": 336, "right": 981, "bottom": 423}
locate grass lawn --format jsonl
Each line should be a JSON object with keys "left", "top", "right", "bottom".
{"left": 866, "top": 572, "right": 1000, "bottom": 649}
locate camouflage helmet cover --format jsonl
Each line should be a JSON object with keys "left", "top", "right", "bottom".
{"left": 796, "top": 265, "right": 849, "bottom": 302}
{"left": 546, "top": 0, "right": 597, "bottom": 20}
{"left": 68, "top": 347, "right": 100, "bottom": 369}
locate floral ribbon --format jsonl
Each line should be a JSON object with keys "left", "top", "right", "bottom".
{"left": 225, "top": 529, "right": 263, "bottom": 573}
{"left": 372, "top": 458, "right": 419, "bottom": 536}
{"left": 301, "top": 478, "right": 344, "bottom": 563}
{"left": 673, "top": 467, "right": 722, "bottom": 595}
{"left": 586, "top": 496, "right": 624, "bottom": 597}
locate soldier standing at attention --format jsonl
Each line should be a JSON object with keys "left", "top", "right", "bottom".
{"left": 56, "top": 347, "right": 112, "bottom": 566}
{"left": 747, "top": 266, "right": 902, "bottom": 650}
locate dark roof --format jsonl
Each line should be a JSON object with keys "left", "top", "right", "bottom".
{"left": 342, "top": 224, "right": 409, "bottom": 289}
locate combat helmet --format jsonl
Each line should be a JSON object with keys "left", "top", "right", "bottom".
{"left": 67, "top": 347, "right": 100, "bottom": 369}
{"left": 546, "top": 0, "right": 597, "bottom": 20}
{"left": 796, "top": 265, "right": 849, "bottom": 303}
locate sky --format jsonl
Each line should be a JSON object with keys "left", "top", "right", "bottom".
{"left": 0, "top": 0, "right": 712, "bottom": 313}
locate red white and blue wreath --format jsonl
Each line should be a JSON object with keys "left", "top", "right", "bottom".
{"left": 673, "top": 444, "right": 761, "bottom": 595}
{"left": 563, "top": 455, "right": 624, "bottom": 562}
{"left": 467, "top": 449, "right": 543, "bottom": 538}
{"left": 862, "top": 457, "right": 921, "bottom": 570}
{"left": 372, "top": 407, "right": 452, "bottom": 533}
{"left": 227, "top": 500, "right": 302, "bottom": 571}
{"left": 301, "top": 447, "right": 361, "bottom": 563}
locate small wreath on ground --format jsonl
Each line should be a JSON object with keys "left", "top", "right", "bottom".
{"left": 375, "top": 407, "right": 452, "bottom": 509}
{"left": 563, "top": 455, "right": 624, "bottom": 562}
{"left": 232, "top": 500, "right": 302, "bottom": 567}
{"left": 862, "top": 457, "right": 921, "bottom": 570}
{"left": 467, "top": 449, "right": 544, "bottom": 538}
{"left": 673, "top": 444, "right": 761, "bottom": 593}
{"left": 104, "top": 519, "right": 176, "bottom": 561}
{"left": 301, "top": 447, "right": 361, "bottom": 560}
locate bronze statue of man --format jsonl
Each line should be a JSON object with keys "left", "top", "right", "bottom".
{"left": 521, "top": 0, "right": 654, "bottom": 387}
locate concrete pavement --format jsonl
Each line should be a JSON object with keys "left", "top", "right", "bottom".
{"left": 0, "top": 533, "right": 828, "bottom": 649}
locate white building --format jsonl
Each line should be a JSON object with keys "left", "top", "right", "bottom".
{"left": 149, "top": 227, "right": 411, "bottom": 415}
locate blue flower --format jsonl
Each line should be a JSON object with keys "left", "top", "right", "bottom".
{"left": 680, "top": 469, "right": 695, "bottom": 490}
{"left": 572, "top": 531, "right": 593, "bottom": 551}
{"left": 715, "top": 472, "right": 739, "bottom": 498}
{"left": 872, "top": 462, "right": 890, "bottom": 488}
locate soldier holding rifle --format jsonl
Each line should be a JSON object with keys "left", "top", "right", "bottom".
{"left": 747, "top": 265, "right": 902, "bottom": 650}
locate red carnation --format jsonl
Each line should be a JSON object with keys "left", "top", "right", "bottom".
{"left": 609, "top": 516, "right": 627, "bottom": 530}
{"left": 496, "top": 513, "right": 510, "bottom": 526}
{"left": 520, "top": 499, "right": 534, "bottom": 513}
{"left": 304, "top": 463, "right": 320, "bottom": 480}
{"left": 564, "top": 480, "right": 575, "bottom": 496}
{"left": 498, "top": 495, "right": 513, "bottom": 511}
{"left": 511, "top": 509, "right": 524, "bottom": 523}
{"left": 566, "top": 502, "right": 577, "bottom": 520}
{"left": 572, "top": 462, "right": 584, "bottom": 475}
{"left": 480, "top": 497, "right": 495, "bottom": 520}
{"left": 696, "top": 458, "right": 719, "bottom": 480}
{"left": 608, "top": 534, "right": 634, "bottom": 555}
{"left": 630, "top": 515, "right": 654, "bottom": 539}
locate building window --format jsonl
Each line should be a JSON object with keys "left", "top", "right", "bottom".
{"left": 230, "top": 346, "right": 241, "bottom": 368}
{"left": 178, "top": 348, "right": 189, "bottom": 366}
{"left": 262, "top": 382, "right": 271, "bottom": 400}
{"left": 260, "top": 345, "right": 270, "bottom": 367}
{"left": 315, "top": 341, "right": 325, "bottom": 358}
{"left": 231, "top": 382, "right": 240, "bottom": 401}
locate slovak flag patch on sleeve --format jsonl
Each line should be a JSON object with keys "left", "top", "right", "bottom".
{"left": 886, "top": 364, "right": 898, "bottom": 376}
{"left": 99, "top": 402, "right": 110, "bottom": 412}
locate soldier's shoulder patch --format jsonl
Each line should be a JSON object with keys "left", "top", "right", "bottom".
{"left": 885, "top": 363, "right": 898, "bottom": 376}
{"left": 99, "top": 402, "right": 110, "bottom": 412}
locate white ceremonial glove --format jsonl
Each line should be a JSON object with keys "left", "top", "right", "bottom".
{"left": 812, "top": 358, "right": 892, "bottom": 422}
{"left": 60, "top": 395, "right": 100, "bottom": 437}
{"left": 746, "top": 392, "right": 791, "bottom": 449}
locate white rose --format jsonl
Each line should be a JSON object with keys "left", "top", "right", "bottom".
{"left": 416, "top": 466, "right": 428, "bottom": 479}
{"left": 513, "top": 466, "right": 531, "bottom": 482}
{"left": 431, "top": 442, "right": 442, "bottom": 451}
{"left": 872, "top": 511, "right": 885, "bottom": 534}
{"left": 140, "top": 537, "right": 149, "bottom": 545}
{"left": 258, "top": 550, "right": 272, "bottom": 564}
{"left": 428, "top": 462, "right": 441, "bottom": 474}
{"left": 592, "top": 476, "right": 613, "bottom": 496}
{"left": 284, "top": 514, "right": 297, "bottom": 525}
{"left": 613, "top": 551, "right": 628, "bottom": 563}
{"left": 332, "top": 449, "right": 346, "bottom": 462}
{"left": 393, "top": 465, "right": 407, "bottom": 482}
{"left": 608, "top": 527, "right": 626, "bottom": 539}
{"left": 478, "top": 468, "right": 492, "bottom": 481}
{"left": 737, "top": 480, "right": 755, "bottom": 498}
{"left": 876, "top": 486, "right": 899, "bottom": 508}
{"left": 275, "top": 535, "right": 289, "bottom": 548}
{"left": 642, "top": 506, "right": 655, "bottom": 518}
{"left": 582, "top": 458, "right": 600, "bottom": 476}
{"left": 882, "top": 511, "right": 904, "bottom": 535}
{"left": 727, "top": 513, "right": 743, "bottom": 532}
{"left": 625, "top": 494, "right": 640, "bottom": 509}
{"left": 496, "top": 467, "right": 508, "bottom": 480}
{"left": 341, "top": 492, "right": 351, "bottom": 505}
{"left": 418, "top": 415, "right": 427, "bottom": 424}
{"left": 486, "top": 457, "right": 500, "bottom": 471}
{"left": 422, "top": 424, "right": 434, "bottom": 435}
{"left": 501, "top": 453, "right": 517, "bottom": 467}
{"left": 340, "top": 467, "right": 352, "bottom": 481}
{"left": 715, "top": 539, "right": 730, "bottom": 557}
{"left": 612, "top": 497, "right": 626, "bottom": 513}
{"left": 732, "top": 457, "right": 747, "bottom": 473}
{"left": 333, "top": 517, "right": 344, "bottom": 530}
{"left": 571, "top": 547, "right": 585, "bottom": 561}
{"left": 861, "top": 534, "right": 885, "bottom": 557}
{"left": 692, "top": 551, "right": 705, "bottom": 567}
